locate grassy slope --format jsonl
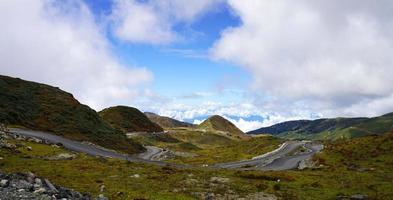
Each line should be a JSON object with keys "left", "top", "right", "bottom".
{"left": 132, "top": 127, "right": 282, "bottom": 165}
{"left": 0, "top": 75, "right": 144, "bottom": 154}
{"left": 99, "top": 106, "right": 163, "bottom": 133}
{"left": 1, "top": 133, "right": 393, "bottom": 199}
{"left": 144, "top": 112, "right": 194, "bottom": 128}
{"left": 198, "top": 115, "right": 248, "bottom": 140}
{"left": 252, "top": 114, "right": 393, "bottom": 140}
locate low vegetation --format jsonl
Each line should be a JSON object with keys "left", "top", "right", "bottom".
{"left": 198, "top": 115, "right": 249, "bottom": 140}
{"left": 99, "top": 106, "right": 163, "bottom": 133}
{"left": 249, "top": 113, "right": 393, "bottom": 140}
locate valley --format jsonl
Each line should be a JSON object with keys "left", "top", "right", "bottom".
{"left": 1, "top": 75, "right": 393, "bottom": 199}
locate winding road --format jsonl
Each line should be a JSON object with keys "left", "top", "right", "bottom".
{"left": 8, "top": 128, "right": 322, "bottom": 171}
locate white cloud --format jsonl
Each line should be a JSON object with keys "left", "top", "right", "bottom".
{"left": 212, "top": 0, "right": 393, "bottom": 117}
{"left": 151, "top": 99, "right": 317, "bottom": 132}
{"left": 225, "top": 117, "right": 263, "bottom": 132}
{"left": 111, "top": 0, "right": 224, "bottom": 44}
{"left": 0, "top": 0, "right": 152, "bottom": 110}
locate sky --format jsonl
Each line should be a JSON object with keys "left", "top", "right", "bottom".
{"left": 1, "top": 0, "right": 393, "bottom": 132}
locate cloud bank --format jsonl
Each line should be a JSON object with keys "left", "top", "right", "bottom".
{"left": 111, "top": 0, "right": 224, "bottom": 44}
{"left": 0, "top": 0, "right": 152, "bottom": 110}
{"left": 212, "top": 0, "right": 393, "bottom": 117}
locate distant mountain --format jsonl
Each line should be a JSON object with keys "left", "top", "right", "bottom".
{"left": 0, "top": 75, "right": 144, "bottom": 154}
{"left": 144, "top": 112, "right": 194, "bottom": 128}
{"left": 99, "top": 106, "right": 163, "bottom": 133}
{"left": 198, "top": 115, "right": 249, "bottom": 140}
{"left": 248, "top": 113, "right": 393, "bottom": 140}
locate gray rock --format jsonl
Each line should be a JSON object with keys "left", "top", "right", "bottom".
{"left": 44, "top": 179, "right": 58, "bottom": 193}
{"left": 210, "top": 177, "right": 230, "bottom": 183}
{"left": 45, "top": 153, "right": 76, "bottom": 160}
{"left": 0, "top": 179, "right": 9, "bottom": 187}
{"left": 0, "top": 172, "right": 92, "bottom": 199}
{"left": 350, "top": 194, "right": 368, "bottom": 200}
{"left": 10, "top": 179, "right": 32, "bottom": 190}
{"left": 96, "top": 194, "right": 108, "bottom": 200}
{"left": 33, "top": 187, "right": 46, "bottom": 194}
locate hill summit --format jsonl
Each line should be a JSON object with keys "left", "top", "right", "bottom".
{"left": 144, "top": 112, "right": 194, "bottom": 128}
{"left": 0, "top": 75, "right": 144, "bottom": 154}
{"left": 99, "top": 106, "right": 163, "bottom": 133}
{"left": 198, "top": 115, "right": 248, "bottom": 139}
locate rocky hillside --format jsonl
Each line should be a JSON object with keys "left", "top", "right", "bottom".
{"left": 0, "top": 75, "right": 144, "bottom": 154}
{"left": 99, "top": 106, "right": 163, "bottom": 133}
{"left": 248, "top": 112, "right": 393, "bottom": 140}
{"left": 144, "top": 112, "right": 194, "bottom": 128}
{"left": 0, "top": 172, "right": 101, "bottom": 200}
{"left": 198, "top": 115, "right": 249, "bottom": 140}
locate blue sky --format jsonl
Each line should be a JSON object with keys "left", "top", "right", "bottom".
{"left": 1, "top": 0, "right": 393, "bottom": 132}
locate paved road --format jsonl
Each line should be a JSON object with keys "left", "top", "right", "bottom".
{"left": 258, "top": 143, "right": 323, "bottom": 171}
{"left": 8, "top": 128, "right": 322, "bottom": 171}
{"left": 215, "top": 141, "right": 323, "bottom": 170}
{"left": 137, "top": 146, "right": 164, "bottom": 160}
{"left": 215, "top": 141, "right": 306, "bottom": 169}
{"left": 8, "top": 128, "right": 174, "bottom": 167}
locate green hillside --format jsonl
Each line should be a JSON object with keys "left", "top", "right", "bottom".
{"left": 198, "top": 115, "right": 249, "bottom": 140}
{"left": 144, "top": 112, "right": 194, "bottom": 128}
{"left": 0, "top": 75, "right": 144, "bottom": 154}
{"left": 99, "top": 106, "right": 163, "bottom": 133}
{"left": 248, "top": 113, "right": 393, "bottom": 140}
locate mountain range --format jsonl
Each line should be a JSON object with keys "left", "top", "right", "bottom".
{"left": 248, "top": 113, "right": 393, "bottom": 140}
{"left": 144, "top": 112, "right": 194, "bottom": 128}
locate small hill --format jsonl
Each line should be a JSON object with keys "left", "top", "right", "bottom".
{"left": 99, "top": 106, "right": 163, "bottom": 133}
{"left": 198, "top": 115, "right": 249, "bottom": 139}
{"left": 144, "top": 112, "right": 194, "bottom": 128}
{"left": 248, "top": 113, "right": 393, "bottom": 140}
{"left": 0, "top": 75, "right": 144, "bottom": 154}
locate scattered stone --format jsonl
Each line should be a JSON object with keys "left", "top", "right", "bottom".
{"left": 27, "top": 137, "right": 43, "bottom": 143}
{"left": 44, "top": 179, "right": 58, "bottom": 193}
{"left": 26, "top": 146, "right": 33, "bottom": 151}
{"left": 99, "top": 184, "right": 105, "bottom": 192}
{"left": 184, "top": 178, "right": 198, "bottom": 185}
{"left": 10, "top": 179, "right": 32, "bottom": 190}
{"left": 130, "top": 174, "right": 140, "bottom": 178}
{"left": 33, "top": 188, "right": 46, "bottom": 194}
{"left": 45, "top": 153, "right": 76, "bottom": 160}
{"left": 0, "top": 172, "right": 92, "bottom": 199}
{"left": 350, "top": 194, "right": 368, "bottom": 200}
{"left": 0, "top": 179, "right": 9, "bottom": 187}
{"left": 96, "top": 194, "right": 108, "bottom": 200}
{"left": 210, "top": 177, "right": 230, "bottom": 183}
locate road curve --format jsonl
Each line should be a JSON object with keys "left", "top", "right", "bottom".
{"left": 8, "top": 128, "right": 322, "bottom": 171}
{"left": 215, "top": 141, "right": 323, "bottom": 170}
{"left": 8, "top": 128, "right": 176, "bottom": 167}
{"left": 215, "top": 141, "right": 306, "bottom": 169}
{"left": 137, "top": 146, "right": 164, "bottom": 160}
{"left": 258, "top": 143, "right": 323, "bottom": 171}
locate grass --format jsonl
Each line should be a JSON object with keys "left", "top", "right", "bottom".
{"left": 1, "top": 133, "right": 393, "bottom": 199}
{"left": 99, "top": 106, "right": 163, "bottom": 133}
